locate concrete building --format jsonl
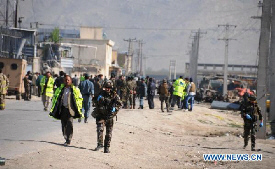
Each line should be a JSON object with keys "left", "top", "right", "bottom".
{"left": 61, "top": 27, "right": 121, "bottom": 77}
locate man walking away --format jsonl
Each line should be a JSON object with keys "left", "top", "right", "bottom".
{"left": 158, "top": 79, "right": 170, "bottom": 112}
{"left": 147, "top": 78, "right": 156, "bottom": 109}
{"left": 138, "top": 78, "right": 146, "bottom": 109}
{"left": 185, "top": 78, "right": 196, "bottom": 111}
{"left": 50, "top": 75, "right": 83, "bottom": 146}
{"left": 72, "top": 74, "right": 79, "bottom": 87}
{"left": 0, "top": 69, "right": 9, "bottom": 110}
{"left": 78, "top": 74, "right": 94, "bottom": 123}
{"left": 40, "top": 72, "right": 55, "bottom": 111}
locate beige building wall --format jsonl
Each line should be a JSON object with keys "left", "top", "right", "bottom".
{"left": 112, "top": 50, "right": 118, "bottom": 65}
{"left": 61, "top": 38, "right": 114, "bottom": 77}
{"left": 80, "top": 27, "right": 103, "bottom": 40}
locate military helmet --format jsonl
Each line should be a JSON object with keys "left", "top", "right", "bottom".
{"left": 248, "top": 95, "right": 257, "bottom": 103}
{"left": 103, "top": 80, "right": 113, "bottom": 88}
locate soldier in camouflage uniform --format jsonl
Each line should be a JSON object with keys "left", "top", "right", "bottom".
{"left": 23, "top": 74, "right": 32, "bottom": 101}
{"left": 120, "top": 76, "right": 129, "bottom": 108}
{"left": 127, "top": 77, "right": 137, "bottom": 109}
{"left": 0, "top": 69, "right": 9, "bottom": 110}
{"left": 110, "top": 75, "right": 117, "bottom": 92}
{"left": 240, "top": 94, "right": 263, "bottom": 151}
{"left": 92, "top": 81, "right": 122, "bottom": 153}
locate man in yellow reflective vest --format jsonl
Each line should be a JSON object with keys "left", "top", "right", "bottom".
{"left": 50, "top": 75, "right": 83, "bottom": 146}
{"left": 0, "top": 69, "right": 9, "bottom": 110}
{"left": 170, "top": 76, "right": 185, "bottom": 110}
{"left": 40, "top": 71, "right": 55, "bottom": 111}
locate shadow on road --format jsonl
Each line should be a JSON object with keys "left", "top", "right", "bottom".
{"left": 1, "top": 139, "right": 89, "bottom": 151}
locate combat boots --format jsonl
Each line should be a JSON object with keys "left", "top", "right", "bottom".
{"left": 251, "top": 143, "right": 256, "bottom": 151}
{"left": 104, "top": 146, "right": 110, "bottom": 153}
{"left": 94, "top": 144, "right": 103, "bottom": 151}
{"left": 243, "top": 141, "right": 248, "bottom": 149}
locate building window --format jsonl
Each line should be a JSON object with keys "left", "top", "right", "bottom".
{"left": 11, "top": 63, "right": 18, "bottom": 70}
{"left": 0, "top": 62, "right": 4, "bottom": 69}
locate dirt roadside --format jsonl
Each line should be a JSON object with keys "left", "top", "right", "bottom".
{"left": 2, "top": 102, "right": 274, "bottom": 169}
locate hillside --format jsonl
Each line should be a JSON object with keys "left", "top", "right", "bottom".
{"left": 18, "top": 0, "right": 261, "bottom": 72}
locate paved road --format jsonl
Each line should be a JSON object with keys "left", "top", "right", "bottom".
{"left": 0, "top": 97, "right": 63, "bottom": 159}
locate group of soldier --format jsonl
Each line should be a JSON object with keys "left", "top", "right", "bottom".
{"left": 0, "top": 69, "right": 265, "bottom": 152}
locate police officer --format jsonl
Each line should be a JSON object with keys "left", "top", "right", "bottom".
{"left": 0, "top": 69, "right": 9, "bottom": 110}
{"left": 92, "top": 81, "right": 122, "bottom": 153}
{"left": 40, "top": 72, "right": 55, "bottom": 111}
{"left": 50, "top": 75, "right": 83, "bottom": 146}
{"left": 78, "top": 74, "right": 94, "bottom": 123}
{"left": 171, "top": 76, "right": 185, "bottom": 110}
{"left": 240, "top": 95, "right": 263, "bottom": 151}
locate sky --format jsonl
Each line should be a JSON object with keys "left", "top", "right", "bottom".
{"left": 18, "top": 0, "right": 261, "bottom": 73}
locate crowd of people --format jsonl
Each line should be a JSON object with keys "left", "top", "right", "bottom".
{"left": 23, "top": 71, "right": 198, "bottom": 114}
{"left": 0, "top": 69, "right": 264, "bottom": 152}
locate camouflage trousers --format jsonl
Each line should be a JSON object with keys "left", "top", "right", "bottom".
{"left": 128, "top": 94, "right": 136, "bottom": 108}
{"left": 96, "top": 118, "right": 114, "bottom": 148}
{"left": 24, "top": 86, "right": 31, "bottom": 100}
{"left": 0, "top": 94, "right": 6, "bottom": 110}
{"left": 243, "top": 121, "right": 256, "bottom": 148}
{"left": 121, "top": 91, "right": 128, "bottom": 107}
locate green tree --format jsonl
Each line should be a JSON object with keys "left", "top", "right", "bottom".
{"left": 49, "top": 27, "right": 60, "bottom": 43}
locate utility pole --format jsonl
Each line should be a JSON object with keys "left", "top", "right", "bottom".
{"left": 218, "top": 24, "right": 237, "bottom": 96}
{"left": 143, "top": 55, "right": 148, "bottom": 78}
{"left": 0, "top": 0, "right": 17, "bottom": 27}
{"left": 138, "top": 40, "right": 145, "bottom": 76}
{"left": 169, "top": 60, "right": 176, "bottom": 80}
{"left": 5, "top": 0, "right": 9, "bottom": 27}
{"left": 189, "top": 29, "right": 206, "bottom": 85}
{"left": 269, "top": 0, "right": 275, "bottom": 138}
{"left": 14, "top": 0, "right": 18, "bottom": 28}
{"left": 123, "top": 38, "right": 136, "bottom": 75}
{"left": 257, "top": 0, "right": 271, "bottom": 139}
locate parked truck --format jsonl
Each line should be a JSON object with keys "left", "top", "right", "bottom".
{"left": 0, "top": 58, "right": 27, "bottom": 100}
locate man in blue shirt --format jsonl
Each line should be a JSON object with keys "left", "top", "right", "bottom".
{"left": 78, "top": 74, "right": 94, "bottom": 123}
